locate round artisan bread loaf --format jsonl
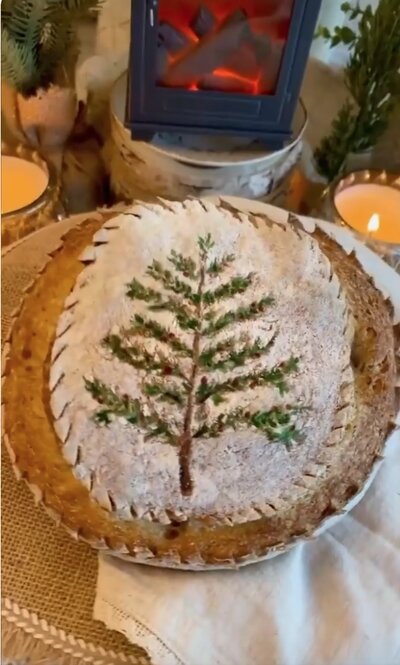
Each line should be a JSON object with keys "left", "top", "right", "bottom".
{"left": 3, "top": 200, "right": 396, "bottom": 569}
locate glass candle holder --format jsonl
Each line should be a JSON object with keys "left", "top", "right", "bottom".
{"left": 327, "top": 169, "right": 400, "bottom": 273}
{"left": 1, "top": 143, "right": 60, "bottom": 246}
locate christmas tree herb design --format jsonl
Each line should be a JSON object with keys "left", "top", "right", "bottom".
{"left": 85, "top": 234, "right": 303, "bottom": 496}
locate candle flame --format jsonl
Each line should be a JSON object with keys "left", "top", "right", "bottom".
{"left": 367, "top": 213, "right": 380, "bottom": 233}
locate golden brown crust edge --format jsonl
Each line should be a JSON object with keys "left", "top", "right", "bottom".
{"left": 2, "top": 214, "right": 397, "bottom": 569}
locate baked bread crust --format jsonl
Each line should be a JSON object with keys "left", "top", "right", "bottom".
{"left": 2, "top": 205, "right": 397, "bottom": 569}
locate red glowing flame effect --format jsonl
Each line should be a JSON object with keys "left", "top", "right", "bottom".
{"left": 158, "top": 0, "right": 294, "bottom": 95}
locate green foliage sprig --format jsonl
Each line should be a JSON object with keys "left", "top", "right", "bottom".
{"left": 1, "top": 0, "right": 102, "bottom": 96}
{"left": 314, "top": 0, "right": 400, "bottom": 181}
{"left": 85, "top": 235, "right": 304, "bottom": 496}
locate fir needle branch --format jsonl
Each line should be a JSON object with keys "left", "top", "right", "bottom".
{"left": 202, "top": 273, "right": 254, "bottom": 306}
{"left": 203, "top": 296, "right": 275, "bottom": 335}
{"left": 199, "top": 335, "right": 277, "bottom": 372}
{"left": 130, "top": 314, "right": 192, "bottom": 357}
{"left": 196, "top": 357, "right": 299, "bottom": 405}
{"left": 207, "top": 253, "right": 235, "bottom": 276}
{"left": 103, "top": 334, "right": 187, "bottom": 380}
{"left": 168, "top": 250, "right": 198, "bottom": 280}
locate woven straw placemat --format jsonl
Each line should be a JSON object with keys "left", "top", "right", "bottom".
{"left": 2, "top": 215, "right": 152, "bottom": 665}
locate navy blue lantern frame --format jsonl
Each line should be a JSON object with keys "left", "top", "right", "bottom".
{"left": 126, "top": 0, "right": 322, "bottom": 147}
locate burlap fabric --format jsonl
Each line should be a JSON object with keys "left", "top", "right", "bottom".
{"left": 2, "top": 215, "right": 152, "bottom": 665}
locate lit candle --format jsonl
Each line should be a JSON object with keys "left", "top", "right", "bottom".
{"left": 1, "top": 155, "right": 49, "bottom": 216}
{"left": 334, "top": 183, "right": 400, "bottom": 244}
{"left": 367, "top": 212, "right": 380, "bottom": 239}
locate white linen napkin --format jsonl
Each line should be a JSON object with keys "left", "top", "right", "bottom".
{"left": 94, "top": 429, "right": 400, "bottom": 665}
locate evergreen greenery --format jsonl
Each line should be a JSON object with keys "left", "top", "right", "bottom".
{"left": 1, "top": 0, "right": 102, "bottom": 96}
{"left": 314, "top": 0, "right": 400, "bottom": 181}
{"left": 85, "top": 235, "right": 303, "bottom": 496}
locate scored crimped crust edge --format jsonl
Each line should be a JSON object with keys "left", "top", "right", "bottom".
{"left": 2, "top": 202, "right": 398, "bottom": 570}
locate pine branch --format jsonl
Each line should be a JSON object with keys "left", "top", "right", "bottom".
{"left": 32, "top": 12, "right": 77, "bottom": 91}
{"left": 84, "top": 378, "right": 175, "bottom": 439}
{"left": 130, "top": 314, "right": 192, "bottom": 357}
{"left": 196, "top": 357, "right": 299, "bottom": 405}
{"left": 51, "top": 0, "right": 102, "bottom": 16}
{"left": 203, "top": 296, "right": 275, "bottom": 335}
{"left": 4, "top": 0, "right": 50, "bottom": 45}
{"left": 1, "top": 0, "right": 101, "bottom": 94}
{"left": 199, "top": 335, "right": 277, "bottom": 372}
{"left": 1, "top": 29, "right": 38, "bottom": 92}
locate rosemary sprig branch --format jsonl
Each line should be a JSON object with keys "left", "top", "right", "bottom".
{"left": 143, "top": 379, "right": 187, "bottom": 405}
{"left": 128, "top": 276, "right": 199, "bottom": 330}
{"left": 129, "top": 314, "right": 192, "bottom": 357}
{"left": 168, "top": 250, "right": 198, "bottom": 280}
{"left": 194, "top": 406, "right": 303, "bottom": 448}
{"left": 147, "top": 261, "right": 197, "bottom": 303}
{"left": 203, "top": 296, "right": 275, "bottom": 335}
{"left": 103, "top": 334, "right": 186, "bottom": 379}
{"left": 202, "top": 273, "right": 254, "bottom": 305}
{"left": 84, "top": 377, "right": 175, "bottom": 439}
{"left": 314, "top": 0, "right": 400, "bottom": 181}
{"left": 196, "top": 357, "right": 299, "bottom": 405}
{"left": 207, "top": 253, "right": 235, "bottom": 276}
{"left": 199, "top": 335, "right": 277, "bottom": 372}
